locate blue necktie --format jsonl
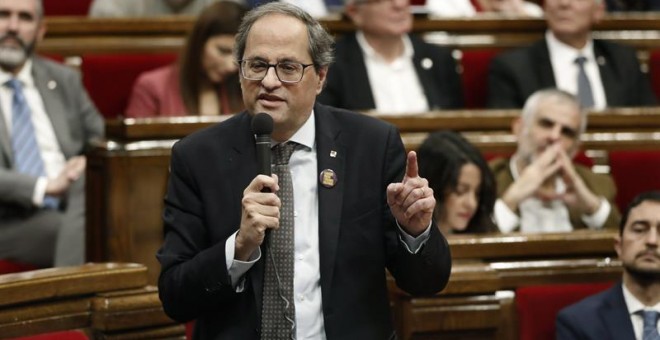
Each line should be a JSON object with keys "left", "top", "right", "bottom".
{"left": 642, "top": 310, "right": 660, "bottom": 340}
{"left": 7, "top": 78, "right": 59, "bottom": 209}
{"left": 575, "top": 56, "right": 595, "bottom": 108}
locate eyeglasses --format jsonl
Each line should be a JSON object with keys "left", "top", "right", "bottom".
{"left": 239, "top": 59, "right": 315, "bottom": 84}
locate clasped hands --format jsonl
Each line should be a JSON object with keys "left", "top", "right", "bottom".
{"left": 503, "top": 143, "right": 601, "bottom": 215}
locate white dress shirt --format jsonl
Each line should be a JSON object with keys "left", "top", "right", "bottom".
{"left": 622, "top": 283, "right": 660, "bottom": 340}
{"left": 426, "top": 0, "right": 543, "bottom": 17}
{"left": 224, "top": 111, "right": 431, "bottom": 339}
{"left": 0, "top": 59, "right": 66, "bottom": 206}
{"left": 546, "top": 31, "right": 608, "bottom": 111}
{"left": 356, "top": 31, "right": 429, "bottom": 115}
{"left": 494, "top": 156, "right": 611, "bottom": 233}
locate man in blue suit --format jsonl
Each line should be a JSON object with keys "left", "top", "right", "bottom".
{"left": 557, "top": 191, "right": 660, "bottom": 339}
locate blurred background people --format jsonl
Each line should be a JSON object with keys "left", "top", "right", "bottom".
{"left": 557, "top": 191, "right": 660, "bottom": 339}
{"left": 488, "top": 0, "right": 656, "bottom": 109}
{"left": 490, "top": 89, "right": 620, "bottom": 233}
{"left": 0, "top": 0, "right": 104, "bottom": 267}
{"left": 125, "top": 1, "right": 246, "bottom": 117}
{"left": 317, "top": 0, "right": 463, "bottom": 114}
{"left": 89, "top": 0, "right": 225, "bottom": 17}
{"left": 418, "top": 130, "right": 498, "bottom": 234}
{"left": 427, "top": 0, "right": 543, "bottom": 17}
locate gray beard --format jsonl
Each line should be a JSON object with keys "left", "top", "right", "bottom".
{"left": 0, "top": 46, "right": 27, "bottom": 69}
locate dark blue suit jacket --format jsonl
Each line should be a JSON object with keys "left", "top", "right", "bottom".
{"left": 157, "top": 103, "right": 452, "bottom": 339}
{"left": 318, "top": 33, "right": 464, "bottom": 111}
{"left": 487, "top": 38, "right": 657, "bottom": 108}
{"left": 556, "top": 283, "right": 635, "bottom": 340}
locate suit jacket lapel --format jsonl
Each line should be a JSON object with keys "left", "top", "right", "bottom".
{"left": 410, "top": 35, "right": 440, "bottom": 109}
{"left": 314, "top": 104, "right": 345, "bottom": 297}
{"left": 593, "top": 41, "right": 620, "bottom": 106}
{"left": 0, "top": 103, "right": 11, "bottom": 165}
{"left": 345, "top": 34, "right": 376, "bottom": 109}
{"left": 601, "top": 283, "right": 635, "bottom": 339}
{"left": 32, "top": 58, "right": 72, "bottom": 157}
{"left": 534, "top": 39, "right": 556, "bottom": 89}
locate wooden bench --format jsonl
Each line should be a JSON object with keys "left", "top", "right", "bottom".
{"left": 0, "top": 263, "right": 183, "bottom": 339}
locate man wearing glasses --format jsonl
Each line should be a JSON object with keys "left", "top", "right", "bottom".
{"left": 157, "top": 2, "right": 451, "bottom": 340}
{"left": 318, "top": 0, "right": 464, "bottom": 114}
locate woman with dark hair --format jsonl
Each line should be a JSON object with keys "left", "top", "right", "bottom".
{"left": 126, "top": 1, "right": 246, "bottom": 117}
{"left": 418, "top": 130, "right": 498, "bottom": 234}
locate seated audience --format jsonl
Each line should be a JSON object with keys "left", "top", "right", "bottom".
{"left": 89, "top": 0, "right": 224, "bottom": 17}
{"left": 125, "top": 1, "right": 246, "bottom": 117}
{"left": 245, "top": 0, "right": 343, "bottom": 17}
{"left": 0, "top": 0, "right": 104, "bottom": 267}
{"left": 490, "top": 89, "right": 620, "bottom": 233}
{"left": 427, "top": 0, "right": 543, "bottom": 17}
{"left": 557, "top": 191, "right": 660, "bottom": 340}
{"left": 418, "top": 130, "right": 498, "bottom": 234}
{"left": 488, "top": 0, "right": 657, "bottom": 109}
{"left": 317, "top": 0, "right": 463, "bottom": 114}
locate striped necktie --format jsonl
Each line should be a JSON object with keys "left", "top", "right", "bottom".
{"left": 575, "top": 56, "right": 595, "bottom": 108}
{"left": 642, "top": 310, "right": 660, "bottom": 340}
{"left": 7, "top": 78, "right": 59, "bottom": 209}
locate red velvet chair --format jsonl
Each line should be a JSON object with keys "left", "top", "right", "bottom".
{"left": 9, "top": 330, "right": 88, "bottom": 340}
{"left": 80, "top": 54, "right": 178, "bottom": 118}
{"left": 43, "top": 0, "right": 92, "bottom": 16}
{"left": 609, "top": 150, "right": 660, "bottom": 212}
{"left": 458, "top": 49, "right": 502, "bottom": 108}
{"left": 516, "top": 282, "right": 613, "bottom": 340}
{"left": 0, "top": 260, "right": 38, "bottom": 275}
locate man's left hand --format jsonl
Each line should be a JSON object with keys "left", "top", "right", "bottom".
{"left": 557, "top": 151, "right": 601, "bottom": 215}
{"left": 387, "top": 151, "right": 436, "bottom": 236}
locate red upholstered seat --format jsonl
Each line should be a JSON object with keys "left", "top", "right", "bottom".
{"left": 516, "top": 282, "right": 613, "bottom": 340}
{"left": 8, "top": 330, "right": 88, "bottom": 340}
{"left": 80, "top": 54, "right": 178, "bottom": 118}
{"left": 0, "top": 260, "right": 38, "bottom": 275}
{"left": 609, "top": 150, "right": 660, "bottom": 212}
{"left": 43, "top": 0, "right": 92, "bottom": 16}
{"left": 458, "top": 49, "right": 502, "bottom": 108}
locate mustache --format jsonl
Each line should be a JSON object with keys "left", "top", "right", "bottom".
{"left": 0, "top": 34, "right": 28, "bottom": 50}
{"left": 635, "top": 250, "right": 660, "bottom": 260}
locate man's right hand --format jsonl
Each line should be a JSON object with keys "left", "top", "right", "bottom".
{"left": 235, "top": 174, "right": 281, "bottom": 261}
{"left": 45, "top": 156, "right": 86, "bottom": 196}
{"left": 502, "top": 144, "right": 563, "bottom": 211}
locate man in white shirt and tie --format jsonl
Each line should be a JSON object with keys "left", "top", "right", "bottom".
{"left": 0, "top": 0, "right": 104, "bottom": 268}
{"left": 557, "top": 191, "right": 660, "bottom": 340}
{"left": 489, "top": 88, "right": 620, "bottom": 233}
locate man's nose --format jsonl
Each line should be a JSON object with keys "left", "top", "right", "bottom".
{"left": 261, "top": 66, "right": 282, "bottom": 88}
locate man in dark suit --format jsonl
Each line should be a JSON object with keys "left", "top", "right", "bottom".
{"left": 317, "top": 0, "right": 463, "bottom": 113}
{"left": 157, "top": 3, "right": 451, "bottom": 340}
{"left": 557, "top": 191, "right": 660, "bottom": 340}
{"left": 488, "top": 0, "right": 656, "bottom": 109}
{"left": 0, "top": 0, "right": 104, "bottom": 267}
{"left": 490, "top": 89, "right": 620, "bottom": 233}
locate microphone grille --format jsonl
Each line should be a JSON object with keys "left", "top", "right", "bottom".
{"left": 251, "top": 112, "right": 273, "bottom": 135}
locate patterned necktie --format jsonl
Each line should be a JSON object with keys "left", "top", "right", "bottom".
{"left": 7, "top": 78, "right": 59, "bottom": 209}
{"left": 575, "top": 56, "right": 595, "bottom": 108}
{"left": 642, "top": 310, "right": 660, "bottom": 340}
{"left": 261, "top": 142, "right": 298, "bottom": 340}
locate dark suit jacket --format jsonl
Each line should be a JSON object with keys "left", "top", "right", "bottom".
{"left": 0, "top": 56, "right": 104, "bottom": 266}
{"left": 556, "top": 283, "right": 635, "bottom": 340}
{"left": 489, "top": 158, "right": 621, "bottom": 230}
{"left": 157, "top": 103, "right": 452, "bottom": 340}
{"left": 318, "top": 33, "right": 464, "bottom": 111}
{"left": 487, "top": 38, "right": 657, "bottom": 108}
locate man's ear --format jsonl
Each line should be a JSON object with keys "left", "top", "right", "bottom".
{"left": 614, "top": 234, "right": 622, "bottom": 258}
{"left": 592, "top": 0, "right": 606, "bottom": 24}
{"left": 344, "top": 3, "right": 361, "bottom": 26}
{"left": 36, "top": 20, "right": 46, "bottom": 44}
{"left": 511, "top": 117, "right": 523, "bottom": 136}
{"left": 315, "top": 66, "right": 328, "bottom": 95}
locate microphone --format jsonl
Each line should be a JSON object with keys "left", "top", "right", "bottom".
{"left": 251, "top": 112, "right": 273, "bottom": 177}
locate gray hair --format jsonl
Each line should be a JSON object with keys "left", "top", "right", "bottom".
{"left": 234, "top": 2, "right": 334, "bottom": 72}
{"left": 520, "top": 88, "right": 588, "bottom": 136}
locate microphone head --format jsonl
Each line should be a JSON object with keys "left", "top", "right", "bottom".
{"left": 251, "top": 112, "right": 273, "bottom": 136}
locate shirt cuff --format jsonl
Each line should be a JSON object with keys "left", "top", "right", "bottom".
{"left": 494, "top": 199, "right": 520, "bottom": 233}
{"left": 397, "top": 220, "right": 431, "bottom": 254}
{"left": 581, "top": 197, "right": 610, "bottom": 229}
{"left": 225, "top": 231, "right": 261, "bottom": 290}
{"left": 33, "top": 176, "right": 48, "bottom": 206}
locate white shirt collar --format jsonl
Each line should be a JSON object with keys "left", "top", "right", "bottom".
{"left": 355, "top": 30, "right": 414, "bottom": 65}
{"left": 0, "top": 59, "right": 34, "bottom": 88}
{"left": 622, "top": 282, "right": 660, "bottom": 315}
{"left": 546, "top": 30, "right": 595, "bottom": 65}
{"left": 275, "top": 109, "right": 316, "bottom": 151}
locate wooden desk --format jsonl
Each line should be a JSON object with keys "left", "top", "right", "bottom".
{"left": 0, "top": 263, "right": 182, "bottom": 339}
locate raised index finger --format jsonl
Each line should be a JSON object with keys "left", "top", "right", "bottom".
{"left": 405, "top": 151, "right": 419, "bottom": 179}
